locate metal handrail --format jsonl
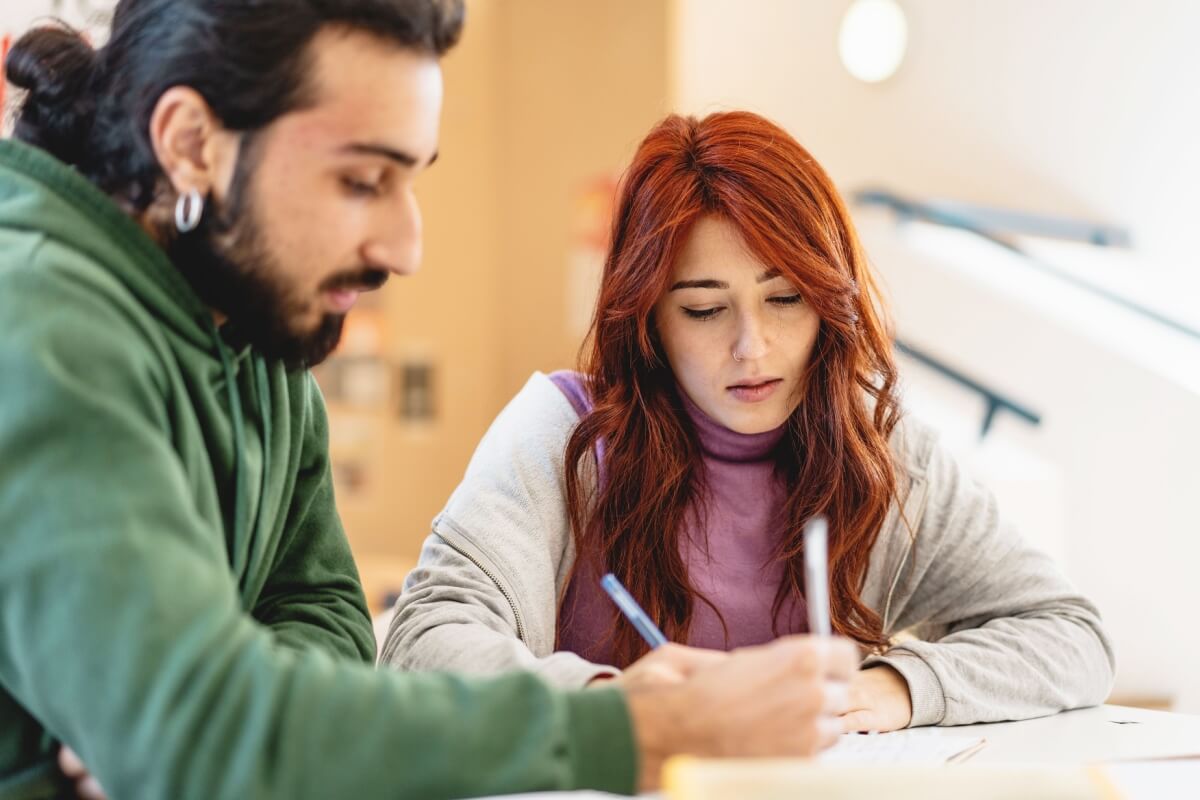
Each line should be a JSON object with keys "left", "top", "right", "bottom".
{"left": 858, "top": 189, "right": 1200, "bottom": 343}
{"left": 895, "top": 339, "right": 1041, "bottom": 439}
{"left": 855, "top": 188, "right": 1132, "bottom": 249}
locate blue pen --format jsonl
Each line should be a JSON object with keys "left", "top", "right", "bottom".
{"left": 600, "top": 573, "right": 669, "bottom": 648}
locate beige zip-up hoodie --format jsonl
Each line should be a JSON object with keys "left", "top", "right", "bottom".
{"left": 381, "top": 372, "right": 1115, "bottom": 727}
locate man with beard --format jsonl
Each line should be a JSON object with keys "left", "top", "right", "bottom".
{"left": 0, "top": 2, "right": 857, "bottom": 799}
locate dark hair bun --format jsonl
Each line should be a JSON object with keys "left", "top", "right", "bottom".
{"left": 6, "top": 25, "right": 98, "bottom": 166}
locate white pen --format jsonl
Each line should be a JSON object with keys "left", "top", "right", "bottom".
{"left": 804, "top": 515, "right": 832, "bottom": 636}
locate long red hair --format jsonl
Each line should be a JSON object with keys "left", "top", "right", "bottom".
{"left": 563, "top": 111, "right": 902, "bottom": 666}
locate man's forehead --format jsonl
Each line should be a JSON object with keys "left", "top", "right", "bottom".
{"left": 281, "top": 31, "right": 443, "bottom": 160}
{"left": 306, "top": 28, "right": 441, "bottom": 105}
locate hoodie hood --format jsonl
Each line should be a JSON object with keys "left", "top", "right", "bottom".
{"left": 0, "top": 138, "right": 215, "bottom": 351}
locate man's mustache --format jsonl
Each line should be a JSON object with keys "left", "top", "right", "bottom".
{"left": 319, "top": 268, "right": 389, "bottom": 294}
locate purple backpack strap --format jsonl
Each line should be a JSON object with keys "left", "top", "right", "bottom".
{"left": 548, "top": 370, "right": 594, "bottom": 418}
{"left": 547, "top": 370, "right": 607, "bottom": 488}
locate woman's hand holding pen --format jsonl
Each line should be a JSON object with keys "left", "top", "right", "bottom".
{"left": 839, "top": 664, "right": 914, "bottom": 733}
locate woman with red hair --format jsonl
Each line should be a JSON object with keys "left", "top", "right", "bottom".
{"left": 383, "top": 111, "right": 1114, "bottom": 732}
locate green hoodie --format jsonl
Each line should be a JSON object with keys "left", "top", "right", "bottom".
{"left": 0, "top": 139, "right": 636, "bottom": 800}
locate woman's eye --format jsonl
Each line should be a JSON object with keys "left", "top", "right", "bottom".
{"left": 683, "top": 306, "right": 723, "bottom": 321}
{"left": 768, "top": 294, "right": 803, "bottom": 307}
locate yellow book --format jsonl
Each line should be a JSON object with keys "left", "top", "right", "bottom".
{"left": 662, "top": 758, "right": 1122, "bottom": 800}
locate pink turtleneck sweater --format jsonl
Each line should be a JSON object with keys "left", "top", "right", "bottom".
{"left": 550, "top": 371, "right": 808, "bottom": 667}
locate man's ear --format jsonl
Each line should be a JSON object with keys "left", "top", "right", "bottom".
{"left": 148, "top": 86, "right": 240, "bottom": 201}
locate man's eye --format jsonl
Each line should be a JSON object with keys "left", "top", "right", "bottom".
{"left": 342, "top": 177, "right": 382, "bottom": 197}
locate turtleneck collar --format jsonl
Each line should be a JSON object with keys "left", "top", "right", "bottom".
{"left": 679, "top": 388, "right": 786, "bottom": 463}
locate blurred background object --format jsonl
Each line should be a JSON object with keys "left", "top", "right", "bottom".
{"left": 4, "top": 0, "right": 1197, "bottom": 712}
{"left": 838, "top": 0, "right": 909, "bottom": 83}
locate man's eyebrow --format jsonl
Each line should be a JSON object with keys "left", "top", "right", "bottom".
{"left": 339, "top": 142, "right": 438, "bottom": 168}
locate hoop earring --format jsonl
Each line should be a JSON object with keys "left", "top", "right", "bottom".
{"left": 174, "top": 188, "right": 204, "bottom": 234}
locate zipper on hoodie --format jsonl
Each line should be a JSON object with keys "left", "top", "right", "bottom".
{"left": 441, "top": 536, "right": 527, "bottom": 644}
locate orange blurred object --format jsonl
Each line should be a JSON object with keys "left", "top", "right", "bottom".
{"left": 1, "top": 33, "right": 12, "bottom": 118}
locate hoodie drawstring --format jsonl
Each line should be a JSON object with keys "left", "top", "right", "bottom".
{"left": 210, "top": 321, "right": 273, "bottom": 580}
{"left": 248, "top": 358, "right": 273, "bottom": 576}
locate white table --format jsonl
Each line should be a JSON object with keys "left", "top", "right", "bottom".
{"left": 477, "top": 705, "right": 1200, "bottom": 799}
{"left": 920, "top": 704, "right": 1200, "bottom": 764}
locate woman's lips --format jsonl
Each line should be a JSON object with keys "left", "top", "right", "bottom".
{"left": 726, "top": 378, "right": 783, "bottom": 403}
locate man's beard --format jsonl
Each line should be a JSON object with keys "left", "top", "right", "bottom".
{"left": 167, "top": 139, "right": 387, "bottom": 371}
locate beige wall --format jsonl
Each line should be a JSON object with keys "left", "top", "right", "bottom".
{"left": 493, "top": 0, "right": 673, "bottom": 400}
